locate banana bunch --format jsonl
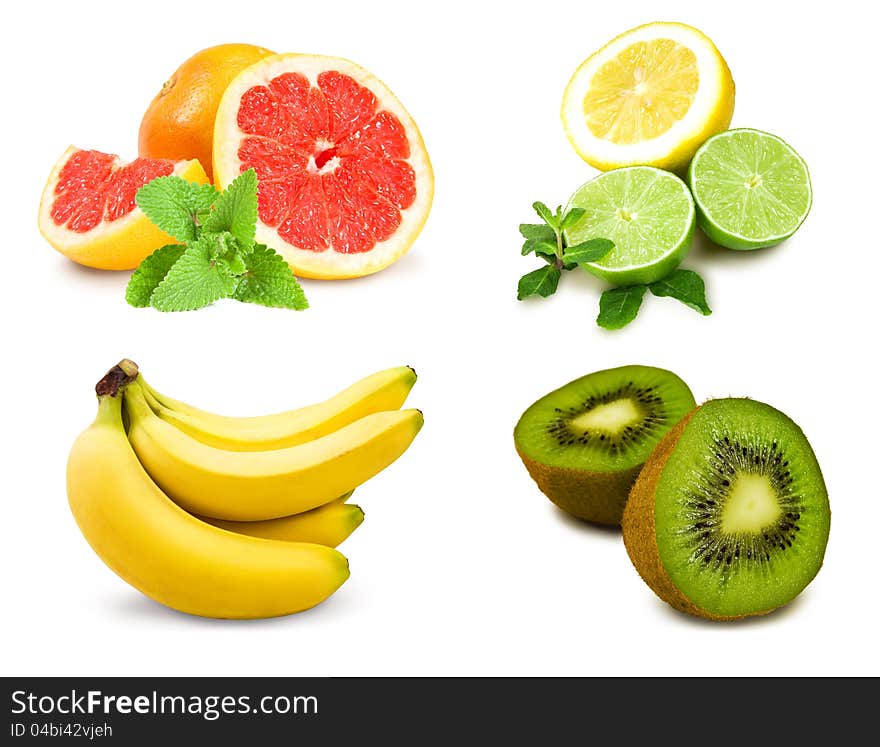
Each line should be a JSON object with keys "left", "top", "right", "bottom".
{"left": 66, "top": 360, "right": 422, "bottom": 619}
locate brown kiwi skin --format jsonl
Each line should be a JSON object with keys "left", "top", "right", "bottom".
{"left": 516, "top": 446, "right": 638, "bottom": 526}
{"left": 622, "top": 406, "right": 775, "bottom": 622}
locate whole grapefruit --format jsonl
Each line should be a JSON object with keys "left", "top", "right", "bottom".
{"left": 139, "top": 43, "right": 274, "bottom": 182}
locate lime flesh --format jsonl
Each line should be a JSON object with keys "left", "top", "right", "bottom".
{"left": 687, "top": 128, "right": 812, "bottom": 250}
{"left": 564, "top": 166, "right": 695, "bottom": 286}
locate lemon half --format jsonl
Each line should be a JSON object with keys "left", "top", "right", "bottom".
{"left": 561, "top": 22, "right": 735, "bottom": 173}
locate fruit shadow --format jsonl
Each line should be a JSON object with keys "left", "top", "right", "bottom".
{"left": 55, "top": 260, "right": 128, "bottom": 287}
{"left": 107, "top": 588, "right": 357, "bottom": 627}
{"left": 653, "top": 589, "right": 809, "bottom": 628}
{"left": 687, "top": 228, "right": 787, "bottom": 271}
{"left": 560, "top": 228, "right": 789, "bottom": 296}
{"left": 299, "top": 246, "right": 429, "bottom": 291}
{"left": 550, "top": 506, "right": 622, "bottom": 540}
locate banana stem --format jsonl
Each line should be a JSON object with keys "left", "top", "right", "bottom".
{"left": 95, "top": 360, "right": 139, "bottom": 397}
{"left": 95, "top": 390, "right": 124, "bottom": 423}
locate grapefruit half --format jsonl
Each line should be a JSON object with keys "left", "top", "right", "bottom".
{"left": 213, "top": 54, "right": 433, "bottom": 279}
{"left": 39, "top": 147, "right": 209, "bottom": 270}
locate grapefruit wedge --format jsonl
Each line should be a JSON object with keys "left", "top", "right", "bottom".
{"left": 213, "top": 54, "right": 433, "bottom": 279}
{"left": 39, "top": 147, "right": 209, "bottom": 270}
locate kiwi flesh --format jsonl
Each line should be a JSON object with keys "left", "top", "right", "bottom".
{"left": 622, "top": 398, "right": 830, "bottom": 620}
{"left": 514, "top": 365, "right": 696, "bottom": 525}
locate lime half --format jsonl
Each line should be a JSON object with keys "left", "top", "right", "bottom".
{"left": 564, "top": 166, "right": 695, "bottom": 286}
{"left": 687, "top": 128, "right": 812, "bottom": 250}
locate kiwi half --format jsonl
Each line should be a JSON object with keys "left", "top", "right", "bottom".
{"left": 514, "top": 365, "right": 696, "bottom": 525}
{"left": 622, "top": 398, "right": 830, "bottom": 620}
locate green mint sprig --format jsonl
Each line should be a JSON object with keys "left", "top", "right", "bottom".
{"left": 597, "top": 269, "right": 712, "bottom": 330}
{"left": 517, "top": 200, "right": 711, "bottom": 330}
{"left": 517, "top": 201, "right": 614, "bottom": 301}
{"left": 125, "top": 169, "right": 308, "bottom": 312}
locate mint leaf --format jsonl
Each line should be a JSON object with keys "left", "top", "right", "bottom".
{"left": 597, "top": 285, "right": 647, "bottom": 329}
{"left": 218, "top": 252, "right": 247, "bottom": 276}
{"left": 532, "top": 201, "right": 558, "bottom": 229}
{"left": 125, "top": 244, "right": 186, "bottom": 307}
{"left": 519, "top": 223, "right": 556, "bottom": 243}
{"left": 563, "top": 238, "right": 614, "bottom": 266}
{"left": 517, "top": 265, "right": 561, "bottom": 300}
{"left": 203, "top": 169, "right": 258, "bottom": 248}
{"left": 522, "top": 237, "right": 558, "bottom": 257}
{"left": 560, "top": 207, "right": 586, "bottom": 231}
{"left": 149, "top": 238, "right": 237, "bottom": 312}
{"left": 649, "top": 269, "right": 712, "bottom": 315}
{"left": 209, "top": 230, "right": 248, "bottom": 272}
{"left": 536, "top": 250, "right": 560, "bottom": 266}
{"left": 518, "top": 201, "right": 624, "bottom": 304}
{"left": 135, "top": 176, "right": 219, "bottom": 242}
{"left": 127, "top": 171, "right": 307, "bottom": 313}
{"left": 233, "top": 244, "right": 308, "bottom": 310}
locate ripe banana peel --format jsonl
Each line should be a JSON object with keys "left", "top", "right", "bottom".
{"left": 66, "top": 359, "right": 424, "bottom": 618}
{"left": 124, "top": 381, "right": 423, "bottom": 521}
{"left": 140, "top": 365, "right": 417, "bottom": 451}
{"left": 200, "top": 499, "right": 364, "bottom": 547}
{"left": 67, "top": 376, "right": 350, "bottom": 619}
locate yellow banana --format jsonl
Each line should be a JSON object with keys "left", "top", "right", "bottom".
{"left": 67, "top": 379, "right": 349, "bottom": 619}
{"left": 139, "top": 365, "right": 417, "bottom": 451}
{"left": 198, "top": 500, "right": 365, "bottom": 547}
{"left": 124, "top": 381, "right": 423, "bottom": 521}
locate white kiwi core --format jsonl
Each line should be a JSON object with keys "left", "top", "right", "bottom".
{"left": 568, "top": 398, "right": 641, "bottom": 435}
{"left": 720, "top": 473, "right": 781, "bottom": 533}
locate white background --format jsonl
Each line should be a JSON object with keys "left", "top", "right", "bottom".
{"left": 2, "top": 0, "right": 877, "bottom": 676}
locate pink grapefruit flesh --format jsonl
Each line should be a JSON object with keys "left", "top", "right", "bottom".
{"left": 50, "top": 150, "right": 175, "bottom": 232}
{"left": 38, "top": 147, "right": 209, "bottom": 270}
{"left": 214, "top": 55, "right": 433, "bottom": 279}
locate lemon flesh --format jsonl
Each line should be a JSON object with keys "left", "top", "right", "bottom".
{"left": 562, "top": 22, "right": 735, "bottom": 173}
{"left": 584, "top": 39, "right": 699, "bottom": 144}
